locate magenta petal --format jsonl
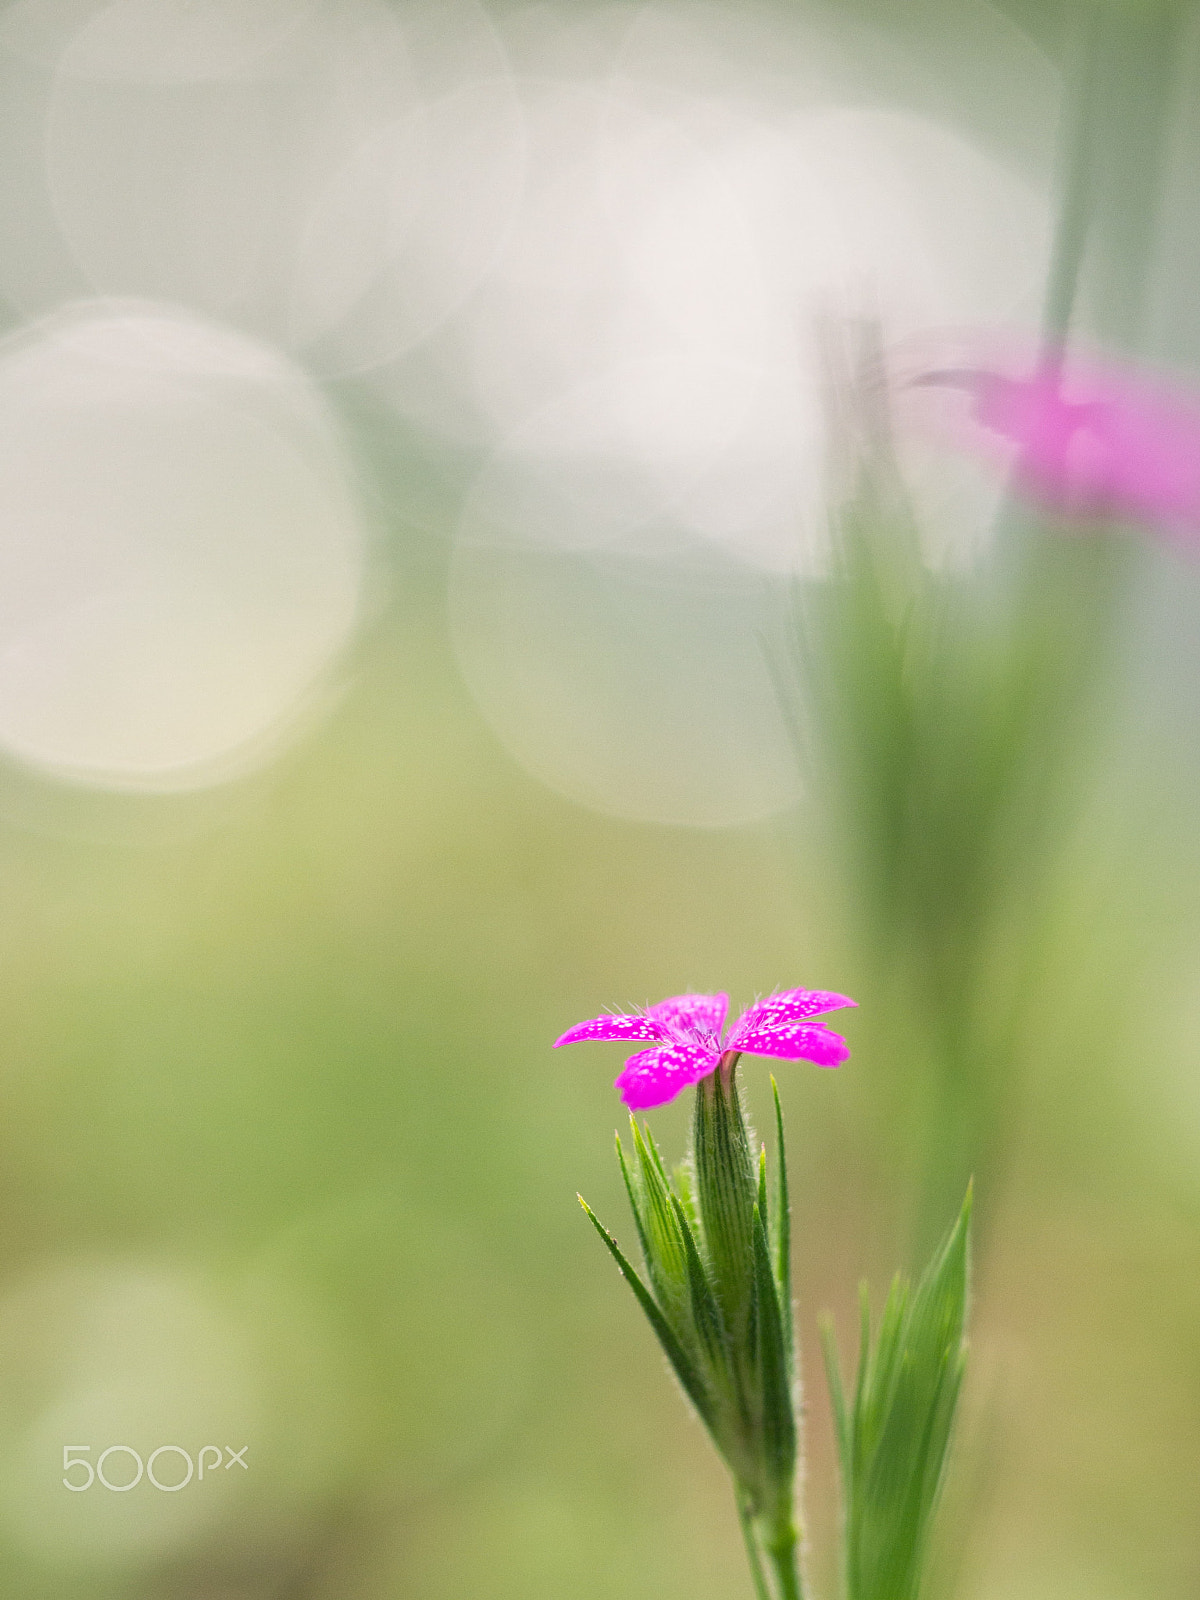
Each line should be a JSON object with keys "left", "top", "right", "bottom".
{"left": 928, "top": 352, "right": 1200, "bottom": 539}
{"left": 732, "top": 1021, "right": 849, "bottom": 1067}
{"left": 648, "top": 992, "right": 729, "bottom": 1038}
{"left": 615, "top": 1042, "right": 718, "bottom": 1109}
{"left": 554, "top": 1013, "right": 664, "bottom": 1048}
{"left": 734, "top": 990, "right": 857, "bottom": 1036}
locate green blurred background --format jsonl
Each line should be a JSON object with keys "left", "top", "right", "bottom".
{"left": 0, "top": 1, "right": 1196, "bottom": 1598}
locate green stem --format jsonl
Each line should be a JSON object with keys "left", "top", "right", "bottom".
{"left": 734, "top": 1493, "right": 804, "bottom": 1600}
{"left": 764, "top": 1519, "right": 803, "bottom": 1600}
{"left": 736, "top": 1495, "right": 774, "bottom": 1600}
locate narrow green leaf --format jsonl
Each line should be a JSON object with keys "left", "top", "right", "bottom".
{"left": 860, "top": 1275, "right": 908, "bottom": 1463}
{"left": 615, "top": 1130, "right": 652, "bottom": 1267}
{"left": 771, "top": 1077, "right": 794, "bottom": 1368}
{"left": 579, "top": 1196, "right": 717, "bottom": 1435}
{"left": 751, "top": 1202, "right": 796, "bottom": 1491}
{"left": 852, "top": 1278, "right": 871, "bottom": 1477}
{"left": 669, "top": 1191, "right": 728, "bottom": 1373}
{"left": 832, "top": 1187, "right": 972, "bottom": 1600}
{"left": 819, "top": 1312, "right": 850, "bottom": 1480}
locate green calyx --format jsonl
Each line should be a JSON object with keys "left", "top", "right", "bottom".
{"left": 693, "top": 1057, "right": 759, "bottom": 1332}
{"left": 581, "top": 1069, "right": 800, "bottom": 1547}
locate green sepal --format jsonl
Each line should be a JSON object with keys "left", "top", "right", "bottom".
{"left": 751, "top": 1201, "right": 797, "bottom": 1495}
{"left": 629, "top": 1118, "right": 691, "bottom": 1331}
{"left": 672, "top": 1157, "right": 701, "bottom": 1235}
{"left": 669, "top": 1190, "right": 728, "bottom": 1376}
{"left": 578, "top": 1196, "right": 718, "bottom": 1437}
{"left": 636, "top": 1115, "right": 674, "bottom": 1190}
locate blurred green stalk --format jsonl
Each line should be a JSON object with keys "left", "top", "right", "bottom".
{"left": 789, "top": 0, "right": 1186, "bottom": 1257}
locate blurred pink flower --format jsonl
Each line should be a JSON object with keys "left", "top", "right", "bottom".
{"left": 915, "top": 354, "right": 1200, "bottom": 539}
{"left": 555, "top": 988, "right": 855, "bottom": 1109}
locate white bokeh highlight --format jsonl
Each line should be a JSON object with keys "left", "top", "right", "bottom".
{"left": 0, "top": 0, "right": 523, "bottom": 364}
{"left": 288, "top": 1, "right": 525, "bottom": 373}
{"left": 0, "top": 301, "right": 365, "bottom": 790}
{"left": 0, "top": 0, "right": 1062, "bottom": 823}
{"left": 449, "top": 87, "right": 1053, "bottom": 573}
{"left": 437, "top": 1, "right": 1056, "bottom": 826}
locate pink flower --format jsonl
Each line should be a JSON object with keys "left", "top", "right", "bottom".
{"left": 555, "top": 988, "right": 856, "bottom": 1110}
{"left": 914, "top": 353, "right": 1200, "bottom": 540}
